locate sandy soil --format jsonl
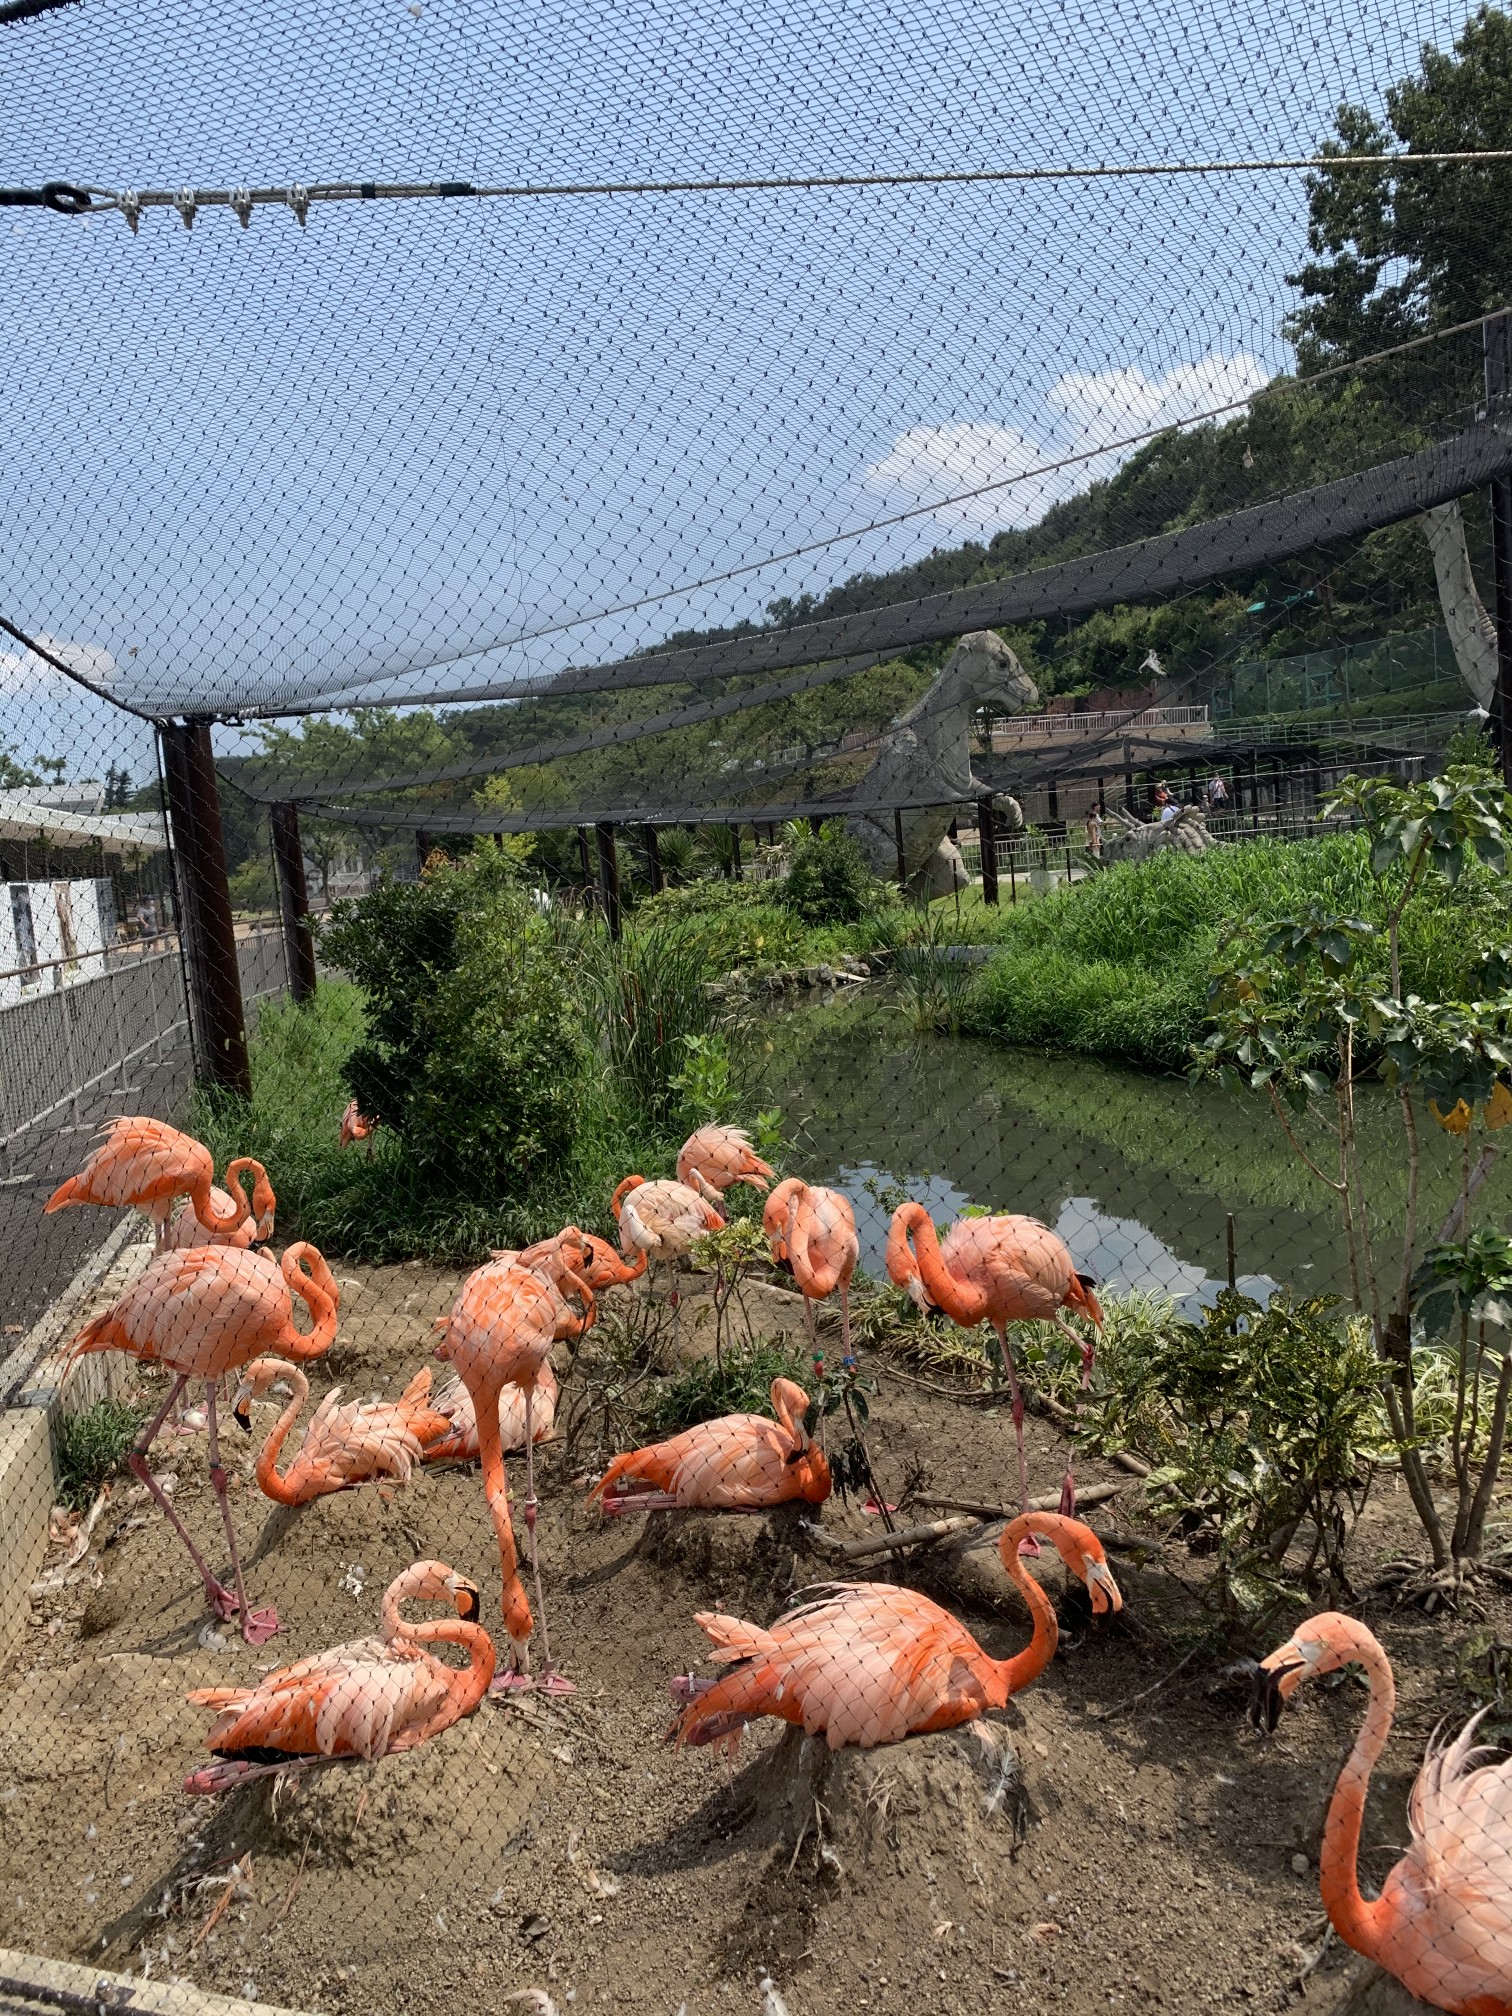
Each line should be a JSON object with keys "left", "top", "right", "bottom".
{"left": 0, "top": 1256, "right": 1497, "bottom": 2016}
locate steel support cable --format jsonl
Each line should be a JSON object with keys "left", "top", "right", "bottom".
{"left": 234, "top": 650, "right": 894, "bottom": 803}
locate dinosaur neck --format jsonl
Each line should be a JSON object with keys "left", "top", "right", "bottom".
{"left": 893, "top": 1205, "right": 986, "bottom": 1326}
{"left": 254, "top": 1368, "right": 310, "bottom": 1505}
{"left": 1318, "top": 1626, "right": 1395, "bottom": 1960}
{"left": 990, "top": 1513, "right": 1063, "bottom": 1700}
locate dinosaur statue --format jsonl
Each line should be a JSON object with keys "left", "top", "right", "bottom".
{"left": 1424, "top": 500, "right": 1497, "bottom": 711}
{"left": 845, "top": 629, "right": 1040, "bottom": 899}
{"left": 1092, "top": 802, "right": 1218, "bottom": 866}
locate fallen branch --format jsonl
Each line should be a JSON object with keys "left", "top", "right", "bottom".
{"left": 876, "top": 1363, "right": 1001, "bottom": 1405}
{"left": 919, "top": 1481, "right": 1123, "bottom": 1521}
{"left": 839, "top": 1515, "right": 978, "bottom": 1561}
{"left": 1086, "top": 1641, "right": 1205, "bottom": 1721}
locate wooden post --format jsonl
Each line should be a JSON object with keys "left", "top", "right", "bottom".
{"left": 270, "top": 802, "right": 317, "bottom": 1006}
{"left": 159, "top": 719, "right": 252, "bottom": 1100}
{"left": 1097, "top": 774, "right": 1106, "bottom": 815}
{"left": 893, "top": 807, "right": 908, "bottom": 887}
{"left": 643, "top": 824, "right": 664, "bottom": 894}
{"left": 808, "top": 814, "right": 823, "bottom": 836}
{"left": 1123, "top": 738, "right": 1134, "bottom": 810}
{"left": 1047, "top": 776, "right": 1059, "bottom": 823}
{"left": 594, "top": 821, "right": 622, "bottom": 940}
{"left": 1486, "top": 312, "right": 1512, "bottom": 782}
{"left": 729, "top": 824, "right": 742, "bottom": 879}
{"left": 414, "top": 829, "right": 433, "bottom": 874}
{"left": 977, "top": 795, "right": 999, "bottom": 907}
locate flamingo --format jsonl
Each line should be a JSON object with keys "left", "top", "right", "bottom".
{"left": 422, "top": 1362, "right": 560, "bottom": 1466}
{"left": 1253, "top": 1612, "right": 1512, "bottom": 2015}
{"left": 69, "top": 1241, "right": 339, "bottom": 1642}
{"left": 588, "top": 1377, "right": 830, "bottom": 1514}
{"left": 676, "top": 1126, "right": 776, "bottom": 1202}
{"left": 576, "top": 1232, "right": 648, "bottom": 1290}
{"left": 183, "top": 1559, "right": 493, "bottom": 1794}
{"left": 232, "top": 1359, "right": 450, "bottom": 1504}
{"left": 46, "top": 1116, "right": 275, "bottom": 1250}
{"left": 434, "top": 1258, "right": 573, "bottom": 1692}
{"left": 339, "top": 1099, "right": 377, "bottom": 1155}
{"left": 161, "top": 1182, "right": 273, "bottom": 1251}
{"left": 612, "top": 1176, "right": 724, "bottom": 1335}
{"left": 487, "top": 1228, "right": 598, "bottom": 1342}
{"left": 886, "top": 1204, "right": 1103, "bottom": 1521}
{"left": 670, "top": 1511, "right": 1120, "bottom": 1753}
{"left": 763, "top": 1178, "right": 859, "bottom": 1355}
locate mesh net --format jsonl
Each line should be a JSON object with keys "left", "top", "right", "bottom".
{"left": 6, "top": 0, "right": 1512, "bottom": 2011}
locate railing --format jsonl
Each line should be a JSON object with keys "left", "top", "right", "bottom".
{"left": 1209, "top": 710, "right": 1466, "bottom": 748}
{"left": 0, "top": 929, "right": 288, "bottom": 1157}
{"left": 985, "top": 704, "right": 1211, "bottom": 740}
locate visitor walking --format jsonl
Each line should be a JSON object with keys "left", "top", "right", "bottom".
{"left": 1205, "top": 773, "right": 1229, "bottom": 812}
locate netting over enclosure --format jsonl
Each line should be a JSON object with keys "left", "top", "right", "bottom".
{"left": 8, "top": 1, "right": 1512, "bottom": 2013}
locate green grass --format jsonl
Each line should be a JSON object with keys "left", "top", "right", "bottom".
{"left": 960, "top": 831, "right": 1512, "bottom": 1071}
{"left": 635, "top": 1338, "right": 815, "bottom": 1439}
{"left": 56, "top": 1399, "right": 145, "bottom": 1511}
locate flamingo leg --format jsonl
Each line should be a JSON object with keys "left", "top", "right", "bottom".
{"left": 205, "top": 1384, "right": 279, "bottom": 1645}
{"left": 521, "top": 1387, "right": 575, "bottom": 1696}
{"left": 127, "top": 1374, "right": 251, "bottom": 1622}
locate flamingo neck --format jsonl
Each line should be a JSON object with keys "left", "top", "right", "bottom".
{"left": 1317, "top": 1631, "right": 1395, "bottom": 1960}
{"left": 610, "top": 1175, "right": 644, "bottom": 1223}
{"left": 990, "top": 1514, "right": 1063, "bottom": 1700}
{"left": 896, "top": 1205, "right": 986, "bottom": 1327}
{"left": 280, "top": 1251, "right": 338, "bottom": 1358}
{"left": 406, "top": 1618, "right": 498, "bottom": 1712}
{"left": 203, "top": 1165, "right": 251, "bottom": 1235}
{"left": 254, "top": 1369, "right": 310, "bottom": 1505}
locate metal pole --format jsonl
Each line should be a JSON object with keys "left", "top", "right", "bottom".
{"left": 643, "top": 824, "right": 664, "bottom": 894}
{"left": 977, "top": 796, "right": 999, "bottom": 907}
{"left": 270, "top": 802, "right": 318, "bottom": 1005}
{"left": 594, "top": 821, "right": 622, "bottom": 941}
{"left": 893, "top": 806, "right": 908, "bottom": 888}
{"left": 159, "top": 719, "right": 252, "bottom": 1100}
{"left": 729, "top": 824, "right": 742, "bottom": 879}
{"left": 1123, "top": 737, "right": 1134, "bottom": 810}
{"left": 1486, "top": 310, "right": 1512, "bottom": 782}
{"left": 414, "top": 829, "right": 433, "bottom": 875}
{"left": 808, "top": 814, "right": 824, "bottom": 837}
{"left": 577, "top": 825, "right": 593, "bottom": 897}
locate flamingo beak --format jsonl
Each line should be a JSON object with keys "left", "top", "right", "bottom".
{"left": 1251, "top": 1652, "right": 1304, "bottom": 1734}
{"left": 448, "top": 1575, "right": 482, "bottom": 1623}
{"left": 232, "top": 1398, "right": 253, "bottom": 1433}
{"left": 1085, "top": 1558, "right": 1122, "bottom": 1616}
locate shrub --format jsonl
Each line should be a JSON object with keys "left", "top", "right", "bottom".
{"left": 634, "top": 878, "right": 810, "bottom": 970}
{"left": 780, "top": 819, "right": 884, "bottom": 927}
{"left": 582, "top": 920, "right": 726, "bottom": 1130}
{"left": 56, "top": 1399, "right": 144, "bottom": 1511}
{"left": 320, "top": 853, "right": 590, "bottom": 1195}
{"left": 637, "top": 1338, "right": 814, "bottom": 1438}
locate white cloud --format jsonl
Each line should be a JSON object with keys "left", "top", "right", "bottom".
{"left": 0, "top": 632, "right": 118, "bottom": 695}
{"left": 863, "top": 350, "right": 1268, "bottom": 535}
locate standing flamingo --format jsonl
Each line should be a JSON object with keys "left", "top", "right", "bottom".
{"left": 588, "top": 1377, "right": 830, "bottom": 1514}
{"left": 670, "top": 1511, "right": 1120, "bottom": 1753}
{"left": 676, "top": 1126, "right": 776, "bottom": 1201}
{"left": 339, "top": 1099, "right": 377, "bottom": 1155}
{"left": 612, "top": 1176, "right": 724, "bottom": 1336}
{"left": 46, "top": 1116, "right": 275, "bottom": 1249}
{"left": 183, "top": 1559, "right": 493, "bottom": 1793}
{"left": 232, "top": 1359, "right": 450, "bottom": 1504}
{"left": 886, "top": 1204, "right": 1102, "bottom": 1521}
{"left": 434, "top": 1258, "right": 572, "bottom": 1691}
{"left": 69, "top": 1241, "right": 339, "bottom": 1641}
{"left": 763, "top": 1179, "right": 859, "bottom": 1354}
{"left": 1253, "top": 1612, "right": 1512, "bottom": 2015}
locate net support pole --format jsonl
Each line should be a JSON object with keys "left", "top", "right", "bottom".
{"left": 270, "top": 802, "right": 318, "bottom": 1006}
{"left": 1485, "top": 312, "right": 1512, "bottom": 783}
{"left": 977, "top": 795, "right": 999, "bottom": 907}
{"left": 159, "top": 719, "right": 252, "bottom": 1101}
{"left": 893, "top": 807, "right": 907, "bottom": 887}
{"left": 577, "top": 826, "right": 592, "bottom": 892}
{"left": 643, "top": 824, "right": 664, "bottom": 894}
{"left": 415, "top": 829, "right": 433, "bottom": 874}
{"left": 808, "top": 814, "right": 823, "bottom": 836}
{"left": 729, "top": 825, "right": 742, "bottom": 879}
{"left": 594, "top": 821, "right": 622, "bottom": 941}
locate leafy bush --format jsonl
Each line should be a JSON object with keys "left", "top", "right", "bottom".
{"left": 56, "top": 1399, "right": 144, "bottom": 1511}
{"left": 780, "top": 819, "right": 884, "bottom": 927}
{"left": 582, "top": 920, "right": 727, "bottom": 1130}
{"left": 637, "top": 1338, "right": 814, "bottom": 1438}
{"left": 634, "top": 879, "right": 811, "bottom": 970}
{"left": 320, "top": 852, "right": 590, "bottom": 1195}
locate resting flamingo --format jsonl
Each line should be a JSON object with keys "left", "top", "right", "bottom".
{"left": 46, "top": 1116, "right": 275, "bottom": 1249}
{"left": 764, "top": 1178, "right": 859, "bottom": 1354}
{"left": 422, "top": 1362, "right": 560, "bottom": 1466}
{"left": 886, "top": 1204, "right": 1102, "bottom": 1521}
{"left": 676, "top": 1126, "right": 776, "bottom": 1202}
{"left": 1254, "top": 1612, "right": 1512, "bottom": 2015}
{"left": 183, "top": 1560, "right": 493, "bottom": 1793}
{"left": 671, "top": 1511, "right": 1119, "bottom": 1753}
{"left": 588, "top": 1377, "right": 830, "bottom": 1514}
{"left": 339, "top": 1099, "right": 377, "bottom": 1155}
{"left": 69, "top": 1242, "right": 339, "bottom": 1641}
{"left": 435, "top": 1258, "right": 575, "bottom": 1691}
{"left": 233, "top": 1359, "right": 450, "bottom": 1504}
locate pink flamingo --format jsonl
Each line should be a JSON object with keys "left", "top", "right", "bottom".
{"left": 612, "top": 1176, "right": 724, "bottom": 1336}
{"left": 46, "top": 1116, "right": 275, "bottom": 1249}
{"left": 161, "top": 1181, "right": 273, "bottom": 1251}
{"left": 763, "top": 1178, "right": 859, "bottom": 1354}
{"left": 339, "top": 1099, "right": 377, "bottom": 1156}
{"left": 1254, "top": 1612, "right": 1512, "bottom": 2015}
{"left": 232, "top": 1359, "right": 450, "bottom": 1504}
{"left": 588, "top": 1377, "right": 830, "bottom": 1514}
{"left": 183, "top": 1559, "right": 493, "bottom": 1793}
{"left": 676, "top": 1126, "right": 776, "bottom": 1201}
{"left": 487, "top": 1228, "right": 598, "bottom": 1341}
{"left": 70, "top": 1241, "right": 339, "bottom": 1641}
{"left": 671, "top": 1511, "right": 1120, "bottom": 1753}
{"left": 423, "top": 1362, "right": 560, "bottom": 1466}
{"left": 435, "top": 1258, "right": 579, "bottom": 1692}
{"left": 886, "top": 1203, "right": 1103, "bottom": 1521}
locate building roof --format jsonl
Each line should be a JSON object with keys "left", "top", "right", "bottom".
{"left": 0, "top": 788, "right": 166, "bottom": 855}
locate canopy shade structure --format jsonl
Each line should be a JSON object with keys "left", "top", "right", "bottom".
{"left": 0, "top": 789, "right": 166, "bottom": 855}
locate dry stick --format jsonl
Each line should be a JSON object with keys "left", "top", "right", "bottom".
{"left": 919, "top": 1481, "right": 1124, "bottom": 1522}
{"left": 272, "top": 1834, "right": 312, "bottom": 1928}
{"left": 838, "top": 1515, "right": 979, "bottom": 1561}
{"left": 877, "top": 1363, "right": 1002, "bottom": 1404}
{"left": 192, "top": 1855, "right": 252, "bottom": 1950}
{"left": 1086, "top": 1641, "right": 1206, "bottom": 1721}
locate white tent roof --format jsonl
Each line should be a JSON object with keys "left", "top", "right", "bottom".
{"left": 0, "top": 789, "right": 166, "bottom": 856}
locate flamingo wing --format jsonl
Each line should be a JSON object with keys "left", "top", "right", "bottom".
{"left": 46, "top": 1117, "right": 209, "bottom": 1214}
{"left": 189, "top": 1638, "right": 447, "bottom": 1761}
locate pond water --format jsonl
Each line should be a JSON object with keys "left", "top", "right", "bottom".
{"left": 757, "top": 993, "right": 1512, "bottom": 1316}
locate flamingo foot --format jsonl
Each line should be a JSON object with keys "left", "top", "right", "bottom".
{"left": 239, "top": 1605, "right": 281, "bottom": 1646}
{"left": 539, "top": 1668, "right": 577, "bottom": 1696}
{"left": 488, "top": 1671, "right": 539, "bottom": 1694}
{"left": 206, "top": 1580, "right": 244, "bottom": 1622}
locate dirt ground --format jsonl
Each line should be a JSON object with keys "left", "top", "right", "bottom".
{"left": 0, "top": 1256, "right": 1497, "bottom": 2016}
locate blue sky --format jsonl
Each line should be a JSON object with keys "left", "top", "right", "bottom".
{"left": 0, "top": 0, "right": 1476, "bottom": 776}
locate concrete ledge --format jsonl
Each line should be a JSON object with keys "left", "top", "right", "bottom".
{"left": 0, "top": 1409, "right": 52, "bottom": 1660}
{"left": 0, "top": 1945, "right": 316, "bottom": 2015}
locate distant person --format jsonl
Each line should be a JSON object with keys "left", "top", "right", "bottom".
{"left": 1153, "top": 783, "right": 1177, "bottom": 824}
{"left": 1205, "top": 774, "right": 1229, "bottom": 812}
{"left": 1084, "top": 807, "right": 1103, "bottom": 856}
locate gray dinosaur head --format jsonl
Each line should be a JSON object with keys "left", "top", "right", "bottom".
{"left": 943, "top": 630, "right": 1040, "bottom": 716}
